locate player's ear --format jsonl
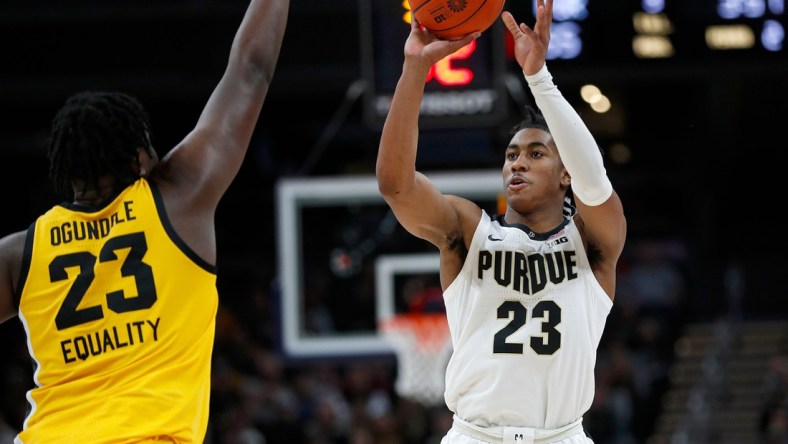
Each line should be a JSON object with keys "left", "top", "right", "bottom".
{"left": 136, "top": 147, "right": 157, "bottom": 177}
{"left": 561, "top": 169, "right": 571, "bottom": 187}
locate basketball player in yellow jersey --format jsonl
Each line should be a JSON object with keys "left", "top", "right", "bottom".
{"left": 0, "top": 0, "right": 289, "bottom": 442}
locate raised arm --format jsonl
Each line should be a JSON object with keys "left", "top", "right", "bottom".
{"left": 502, "top": 3, "right": 626, "bottom": 295}
{"left": 156, "top": 0, "right": 289, "bottom": 206}
{"left": 376, "top": 16, "right": 479, "bottom": 248}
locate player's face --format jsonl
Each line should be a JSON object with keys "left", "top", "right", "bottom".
{"left": 502, "top": 128, "right": 567, "bottom": 211}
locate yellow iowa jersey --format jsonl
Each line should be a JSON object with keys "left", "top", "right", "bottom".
{"left": 15, "top": 179, "right": 218, "bottom": 444}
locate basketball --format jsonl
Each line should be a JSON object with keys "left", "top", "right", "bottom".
{"left": 408, "top": 0, "right": 506, "bottom": 40}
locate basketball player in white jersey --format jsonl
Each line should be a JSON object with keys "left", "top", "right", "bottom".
{"left": 375, "top": 0, "right": 627, "bottom": 442}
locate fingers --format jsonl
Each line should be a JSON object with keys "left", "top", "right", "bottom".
{"left": 545, "top": 0, "right": 554, "bottom": 27}
{"left": 501, "top": 11, "right": 521, "bottom": 37}
{"left": 410, "top": 11, "right": 419, "bottom": 31}
{"left": 521, "top": 24, "right": 534, "bottom": 40}
{"left": 502, "top": 10, "right": 534, "bottom": 40}
{"left": 450, "top": 32, "right": 480, "bottom": 49}
{"left": 534, "top": 0, "right": 553, "bottom": 33}
{"left": 535, "top": 0, "right": 545, "bottom": 18}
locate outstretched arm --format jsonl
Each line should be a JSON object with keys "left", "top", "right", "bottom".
{"left": 376, "top": 15, "right": 479, "bottom": 249}
{"left": 156, "top": 0, "right": 290, "bottom": 206}
{"left": 502, "top": 2, "right": 626, "bottom": 296}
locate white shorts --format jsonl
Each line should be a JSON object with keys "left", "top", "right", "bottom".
{"left": 440, "top": 416, "right": 593, "bottom": 444}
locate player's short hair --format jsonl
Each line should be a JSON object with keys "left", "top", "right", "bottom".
{"left": 47, "top": 91, "right": 155, "bottom": 198}
{"left": 511, "top": 104, "right": 605, "bottom": 158}
{"left": 509, "top": 105, "right": 550, "bottom": 135}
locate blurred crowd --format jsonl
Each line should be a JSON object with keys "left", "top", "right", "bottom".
{"left": 760, "top": 341, "right": 788, "bottom": 444}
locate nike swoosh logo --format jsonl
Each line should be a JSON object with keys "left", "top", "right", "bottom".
{"left": 488, "top": 235, "right": 503, "bottom": 241}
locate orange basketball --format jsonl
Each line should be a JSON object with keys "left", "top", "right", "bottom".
{"left": 408, "top": 0, "right": 506, "bottom": 40}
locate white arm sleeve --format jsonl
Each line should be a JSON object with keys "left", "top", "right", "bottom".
{"left": 525, "top": 65, "right": 613, "bottom": 206}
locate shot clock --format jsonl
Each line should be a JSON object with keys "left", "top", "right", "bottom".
{"left": 358, "top": 0, "right": 508, "bottom": 129}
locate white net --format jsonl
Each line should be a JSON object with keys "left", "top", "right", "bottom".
{"left": 379, "top": 313, "right": 453, "bottom": 407}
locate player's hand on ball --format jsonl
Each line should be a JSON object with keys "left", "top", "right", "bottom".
{"left": 406, "top": 13, "right": 479, "bottom": 68}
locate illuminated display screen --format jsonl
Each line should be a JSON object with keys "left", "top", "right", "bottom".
{"left": 358, "top": 0, "right": 508, "bottom": 129}
{"left": 506, "top": 0, "right": 786, "bottom": 63}
{"left": 359, "top": 0, "right": 785, "bottom": 129}
{"left": 671, "top": 0, "right": 785, "bottom": 57}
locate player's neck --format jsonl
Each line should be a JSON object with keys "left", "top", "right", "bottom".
{"left": 71, "top": 176, "right": 120, "bottom": 206}
{"left": 503, "top": 208, "right": 566, "bottom": 235}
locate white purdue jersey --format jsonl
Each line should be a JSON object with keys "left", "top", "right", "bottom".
{"left": 443, "top": 210, "right": 612, "bottom": 430}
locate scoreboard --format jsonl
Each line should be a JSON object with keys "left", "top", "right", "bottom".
{"left": 548, "top": 0, "right": 787, "bottom": 62}
{"left": 358, "top": 0, "right": 508, "bottom": 129}
{"left": 359, "top": 0, "right": 786, "bottom": 129}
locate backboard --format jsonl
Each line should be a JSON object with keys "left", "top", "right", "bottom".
{"left": 275, "top": 170, "right": 502, "bottom": 358}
